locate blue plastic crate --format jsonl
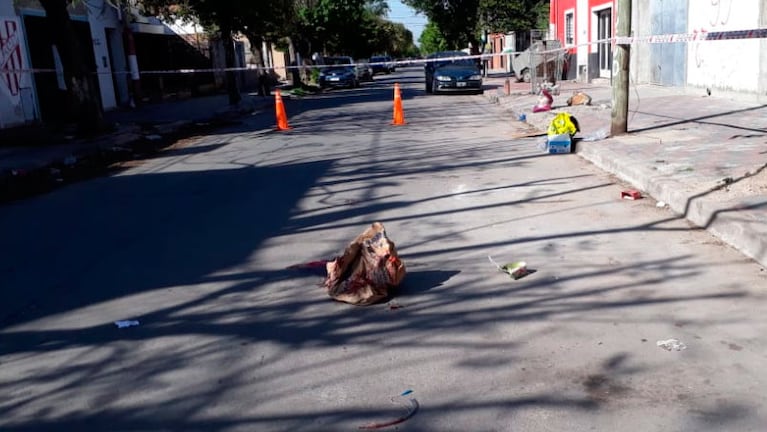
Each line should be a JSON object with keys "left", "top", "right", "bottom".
{"left": 547, "top": 133, "right": 571, "bottom": 154}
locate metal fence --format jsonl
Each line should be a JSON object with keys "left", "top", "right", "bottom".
{"left": 528, "top": 40, "right": 566, "bottom": 94}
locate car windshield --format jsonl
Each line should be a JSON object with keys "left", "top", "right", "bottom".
{"left": 435, "top": 59, "right": 475, "bottom": 68}
{"left": 325, "top": 66, "right": 353, "bottom": 73}
{"left": 324, "top": 57, "right": 352, "bottom": 65}
{"left": 428, "top": 52, "right": 475, "bottom": 68}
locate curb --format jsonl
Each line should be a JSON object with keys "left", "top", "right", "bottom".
{"left": 486, "top": 87, "right": 767, "bottom": 268}
{"left": 576, "top": 142, "right": 767, "bottom": 267}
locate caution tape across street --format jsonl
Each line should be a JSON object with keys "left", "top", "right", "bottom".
{"left": 2, "top": 28, "right": 766, "bottom": 76}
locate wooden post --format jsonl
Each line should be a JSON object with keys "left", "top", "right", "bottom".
{"left": 611, "top": 0, "right": 631, "bottom": 136}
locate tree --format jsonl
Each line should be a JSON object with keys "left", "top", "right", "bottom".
{"left": 404, "top": 0, "right": 549, "bottom": 53}
{"left": 141, "top": 0, "right": 295, "bottom": 102}
{"left": 39, "top": 0, "right": 106, "bottom": 134}
{"left": 403, "top": 0, "right": 481, "bottom": 53}
{"left": 418, "top": 21, "right": 448, "bottom": 54}
{"left": 479, "top": 0, "right": 548, "bottom": 33}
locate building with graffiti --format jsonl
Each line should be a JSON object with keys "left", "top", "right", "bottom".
{"left": 549, "top": 0, "right": 767, "bottom": 99}
{"left": 0, "top": 0, "right": 229, "bottom": 129}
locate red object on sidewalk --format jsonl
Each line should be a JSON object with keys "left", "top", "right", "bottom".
{"left": 621, "top": 190, "right": 642, "bottom": 200}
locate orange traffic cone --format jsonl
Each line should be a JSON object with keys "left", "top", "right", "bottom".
{"left": 274, "top": 89, "right": 292, "bottom": 131}
{"left": 392, "top": 83, "right": 406, "bottom": 126}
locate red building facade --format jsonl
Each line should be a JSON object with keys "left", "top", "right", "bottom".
{"left": 549, "top": 0, "right": 615, "bottom": 80}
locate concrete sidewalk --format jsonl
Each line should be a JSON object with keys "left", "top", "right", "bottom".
{"left": 0, "top": 93, "right": 272, "bottom": 202}
{"left": 483, "top": 76, "right": 767, "bottom": 267}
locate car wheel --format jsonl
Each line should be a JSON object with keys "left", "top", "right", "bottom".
{"left": 521, "top": 68, "right": 531, "bottom": 83}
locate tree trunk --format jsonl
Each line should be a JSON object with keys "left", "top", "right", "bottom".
{"left": 244, "top": 32, "right": 269, "bottom": 97}
{"left": 219, "top": 20, "right": 241, "bottom": 105}
{"left": 287, "top": 37, "right": 301, "bottom": 87}
{"left": 40, "top": 0, "right": 105, "bottom": 134}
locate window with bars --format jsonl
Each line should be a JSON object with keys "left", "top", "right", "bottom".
{"left": 565, "top": 12, "right": 574, "bottom": 45}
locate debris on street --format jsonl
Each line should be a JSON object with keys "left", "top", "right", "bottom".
{"left": 489, "top": 256, "right": 531, "bottom": 280}
{"left": 325, "top": 222, "right": 406, "bottom": 305}
{"left": 567, "top": 91, "right": 592, "bottom": 106}
{"left": 511, "top": 128, "right": 547, "bottom": 139}
{"left": 581, "top": 128, "right": 609, "bottom": 142}
{"left": 400, "top": 389, "right": 413, "bottom": 396}
{"left": 537, "top": 112, "right": 580, "bottom": 154}
{"left": 657, "top": 338, "right": 687, "bottom": 351}
{"left": 358, "top": 396, "right": 419, "bottom": 430}
{"left": 543, "top": 133, "right": 572, "bottom": 154}
{"left": 532, "top": 88, "right": 553, "bottom": 113}
{"left": 114, "top": 320, "right": 140, "bottom": 328}
{"left": 548, "top": 112, "right": 580, "bottom": 137}
{"left": 621, "top": 190, "right": 642, "bottom": 200}
{"left": 656, "top": 201, "right": 667, "bottom": 208}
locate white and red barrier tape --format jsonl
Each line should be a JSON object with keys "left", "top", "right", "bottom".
{"left": 2, "top": 28, "right": 765, "bottom": 75}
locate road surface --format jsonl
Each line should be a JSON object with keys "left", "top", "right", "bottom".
{"left": 1, "top": 67, "right": 766, "bottom": 431}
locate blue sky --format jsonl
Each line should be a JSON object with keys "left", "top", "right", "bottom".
{"left": 386, "top": 0, "right": 428, "bottom": 46}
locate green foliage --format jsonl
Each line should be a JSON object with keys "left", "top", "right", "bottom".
{"left": 133, "top": 1, "right": 416, "bottom": 59}
{"left": 479, "top": 0, "right": 549, "bottom": 33}
{"left": 404, "top": 0, "right": 550, "bottom": 50}
{"left": 403, "top": 0, "right": 480, "bottom": 50}
{"left": 418, "top": 21, "right": 448, "bottom": 54}
{"left": 292, "top": 0, "right": 416, "bottom": 58}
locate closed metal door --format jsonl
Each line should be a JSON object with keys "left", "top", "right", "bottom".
{"left": 650, "top": 0, "right": 688, "bottom": 86}
{"left": 597, "top": 9, "right": 612, "bottom": 78}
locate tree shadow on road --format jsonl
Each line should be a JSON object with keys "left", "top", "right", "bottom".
{"left": 0, "top": 83, "right": 759, "bottom": 431}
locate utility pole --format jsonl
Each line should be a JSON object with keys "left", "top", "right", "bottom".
{"left": 611, "top": 0, "right": 631, "bottom": 135}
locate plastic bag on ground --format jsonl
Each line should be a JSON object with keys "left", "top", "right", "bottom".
{"left": 325, "top": 222, "right": 406, "bottom": 305}
{"left": 548, "top": 112, "right": 580, "bottom": 137}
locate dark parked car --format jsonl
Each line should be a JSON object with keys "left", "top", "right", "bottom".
{"left": 319, "top": 56, "right": 359, "bottom": 89}
{"left": 424, "top": 51, "right": 483, "bottom": 94}
{"left": 370, "top": 55, "right": 394, "bottom": 74}
{"left": 356, "top": 59, "right": 374, "bottom": 82}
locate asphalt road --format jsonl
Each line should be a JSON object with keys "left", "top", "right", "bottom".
{"left": 1, "top": 67, "right": 766, "bottom": 432}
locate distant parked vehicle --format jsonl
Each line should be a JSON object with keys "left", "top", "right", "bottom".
{"left": 319, "top": 56, "right": 360, "bottom": 89}
{"left": 370, "top": 55, "right": 395, "bottom": 74}
{"left": 424, "top": 51, "right": 483, "bottom": 94}
{"left": 356, "top": 59, "right": 374, "bottom": 82}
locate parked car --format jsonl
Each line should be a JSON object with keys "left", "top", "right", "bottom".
{"left": 319, "top": 56, "right": 359, "bottom": 89}
{"left": 370, "top": 55, "right": 395, "bottom": 74}
{"left": 424, "top": 51, "right": 483, "bottom": 94}
{"left": 356, "top": 59, "right": 374, "bottom": 82}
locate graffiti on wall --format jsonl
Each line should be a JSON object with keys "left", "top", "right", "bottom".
{"left": 688, "top": 0, "right": 761, "bottom": 93}
{"left": 0, "top": 17, "right": 24, "bottom": 101}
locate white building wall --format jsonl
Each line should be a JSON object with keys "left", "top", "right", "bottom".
{"left": 0, "top": 3, "right": 36, "bottom": 128}
{"left": 85, "top": 0, "right": 121, "bottom": 110}
{"left": 686, "top": 0, "right": 761, "bottom": 93}
{"left": 576, "top": 0, "right": 589, "bottom": 78}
